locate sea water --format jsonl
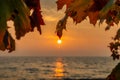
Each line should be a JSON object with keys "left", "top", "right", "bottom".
{"left": 0, "top": 56, "right": 119, "bottom": 80}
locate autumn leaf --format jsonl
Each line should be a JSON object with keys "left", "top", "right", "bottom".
{"left": 56, "top": 0, "right": 99, "bottom": 38}
{"left": 99, "top": 0, "right": 120, "bottom": 26}
{"left": 105, "top": 25, "right": 111, "bottom": 31}
{"left": 0, "top": 30, "right": 15, "bottom": 52}
{"left": 12, "top": 0, "right": 31, "bottom": 39}
{"left": 99, "top": 0, "right": 115, "bottom": 19}
{"left": 25, "top": 0, "right": 45, "bottom": 34}
{"left": 0, "top": 0, "right": 44, "bottom": 52}
{"left": 56, "top": 0, "right": 96, "bottom": 38}
{"left": 88, "top": 11, "right": 99, "bottom": 25}
{"left": 56, "top": 0, "right": 109, "bottom": 24}
{"left": 56, "top": 0, "right": 109, "bottom": 38}
{"left": 0, "top": 0, "right": 15, "bottom": 52}
{"left": 56, "top": 0, "right": 73, "bottom": 10}
{"left": 3, "top": 30, "right": 15, "bottom": 53}
{"left": 56, "top": 0, "right": 120, "bottom": 60}
{"left": 68, "top": 0, "right": 95, "bottom": 23}
{"left": 108, "top": 41, "right": 120, "bottom": 60}
{"left": 56, "top": 14, "right": 68, "bottom": 39}
{"left": 114, "top": 28, "right": 120, "bottom": 40}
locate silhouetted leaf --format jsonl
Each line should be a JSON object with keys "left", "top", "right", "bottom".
{"left": 88, "top": 11, "right": 99, "bottom": 25}
{"left": 0, "top": 30, "right": 15, "bottom": 52}
{"left": 105, "top": 25, "right": 111, "bottom": 31}
{"left": 0, "top": 0, "right": 44, "bottom": 52}
{"left": 56, "top": 0, "right": 73, "bottom": 10}
{"left": 25, "top": 0, "right": 45, "bottom": 34}
{"left": 114, "top": 28, "right": 120, "bottom": 40}
{"left": 56, "top": 14, "right": 68, "bottom": 39}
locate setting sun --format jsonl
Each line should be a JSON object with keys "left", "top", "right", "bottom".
{"left": 57, "top": 39, "right": 62, "bottom": 44}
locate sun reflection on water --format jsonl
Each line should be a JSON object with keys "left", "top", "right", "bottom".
{"left": 54, "top": 58, "right": 65, "bottom": 79}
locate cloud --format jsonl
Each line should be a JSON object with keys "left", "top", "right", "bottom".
{"left": 40, "top": 0, "right": 66, "bottom": 22}
{"left": 40, "top": 0, "right": 57, "bottom": 9}
{"left": 44, "top": 16, "right": 58, "bottom": 22}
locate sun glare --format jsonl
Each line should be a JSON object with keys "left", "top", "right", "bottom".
{"left": 57, "top": 39, "right": 62, "bottom": 44}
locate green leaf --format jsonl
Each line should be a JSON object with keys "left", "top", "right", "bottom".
{"left": 99, "top": 0, "right": 115, "bottom": 19}
{"left": 12, "top": 0, "right": 31, "bottom": 39}
{"left": 0, "top": 1, "right": 12, "bottom": 51}
{"left": 0, "top": 0, "right": 31, "bottom": 52}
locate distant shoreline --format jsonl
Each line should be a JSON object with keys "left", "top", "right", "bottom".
{"left": 40, "top": 78, "right": 106, "bottom": 80}
{"left": 48, "top": 78, "right": 106, "bottom": 80}
{"left": 62, "top": 79, "right": 106, "bottom": 80}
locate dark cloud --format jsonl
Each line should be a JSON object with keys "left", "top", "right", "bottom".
{"left": 40, "top": 0, "right": 57, "bottom": 9}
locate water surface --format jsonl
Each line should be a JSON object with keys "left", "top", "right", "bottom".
{"left": 0, "top": 56, "right": 119, "bottom": 80}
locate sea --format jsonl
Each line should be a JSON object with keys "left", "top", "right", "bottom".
{"left": 0, "top": 56, "right": 119, "bottom": 80}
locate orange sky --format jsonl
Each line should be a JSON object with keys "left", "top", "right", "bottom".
{"left": 0, "top": 0, "right": 119, "bottom": 56}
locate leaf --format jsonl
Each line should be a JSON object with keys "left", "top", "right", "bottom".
{"left": 99, "top": 0, "right": 120, "bottom": 26}
{"left": 57, "top": 0, "right": 109, "bottom": 24}
{"left": 25, "top": 0, "right": 45, "bottom": 34}
{"left": 30, "top": 10, "right": 44, "bottom": 34}
{"left": 3, "top": 30, "right": 15, "bottom": 52}
{"left": 56, "top": 0, "right": 120, "bottom": 59}
{"left": 0, "top": 0, "right": 44, "bottom": 52}
{"left": 88, "top": 11, "right": 99, "bottom": 25}
{"left": 114, "top": 28, "right": 120, "bottom": 40}
{"left": 109, "top": 41, "right": 120, "bottom": 60}
{"left": 56, "top": 14, "right": 68, "bottom": 39}
{"left": 99, "top": 0, "right": 116, "bottom": 19}
{"left": 56, "top": 0, "right": 98, "bottom": 38}
{"left": 0, "top": 30, "right": 15, "bottom": 52}
{"left": 0, "top": 0, "right": 14, "bottom": 52}
{"left": 3, "top": 0, "right": 31, "bottom": 45}
{"left": 11, "top": 0, "right": 31, "bottom": 39}
{"left": 90, "top": 0, "right": 109, "bottom": 11}
{"left": 56, "top": 0, "right": 73, "bottom": 10}
{"left": 67, "top": 0, "right": 94, "bottom": 24}
{"left": 105, "top": 25, "right": 111, "bottom": 31}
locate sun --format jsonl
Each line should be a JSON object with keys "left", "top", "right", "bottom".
{"left": 57, "top": 39, "right": 62, "bottom": 44}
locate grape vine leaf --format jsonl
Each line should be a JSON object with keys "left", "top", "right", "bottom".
{"left": 56, "top": 0, "right": 120, "bottom": 59}
{"left": 56, "top": 0, "right": 109, "bottom": 39}
{"left": 56, "top": 0, "right": 73, "bottom": 10}
{"left": 24, "top": 0, "right": 45, "bottom": 34}
{"left": 0, "top": 0, "right": 44, "bottom": 52}
{"left": 56, "top": 14, "right": 68, "bottom": 39}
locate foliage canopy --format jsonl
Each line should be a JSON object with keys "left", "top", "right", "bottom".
{"left": 0, "top": 0, "right": 120, "bottom": 60}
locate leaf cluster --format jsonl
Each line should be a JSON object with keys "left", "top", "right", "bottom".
{"left": 0, "top": 0, "right": 44, "bottom": 52}
{"left": 56, "top": 0, "right": 120, "bottom": 60}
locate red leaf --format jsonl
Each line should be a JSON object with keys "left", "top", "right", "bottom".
{"left": 88, "top": 11, "right": 99, "bottom": 25}
{"left": 56, "top": 0, "right": 73, "bottom": 10}
{"left": 25, "top": 0, "right": 45, "bottom": 34}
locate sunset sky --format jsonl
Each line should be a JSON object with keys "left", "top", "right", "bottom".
{"left": 0, "top": 0, "right": 119, "bottom": 56}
